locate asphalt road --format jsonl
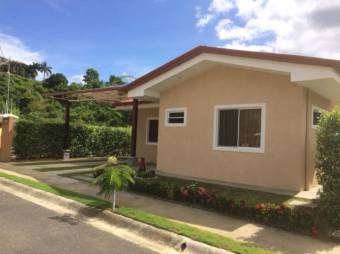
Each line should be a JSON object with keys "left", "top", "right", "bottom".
{"left": 0, "top": 191, "right": 157, "bottom": 254}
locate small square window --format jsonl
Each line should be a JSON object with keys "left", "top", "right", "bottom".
{"left": 165, "top": 108, "right": 187, "bottom": 126}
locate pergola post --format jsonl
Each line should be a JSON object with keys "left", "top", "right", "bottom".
{"left": 63, "top": 100, "right": 70, "bottom": 160}
{"left": 130, "top": 98, "right": 138, "bottom": 159}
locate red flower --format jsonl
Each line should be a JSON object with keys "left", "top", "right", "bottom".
{"left": 255, "top": 203, "right": 266, "bottom": 209}
{"left": 181, "top": 189, "right": 189, "bottom": 198}
{"left": 311, "top": 226, "right": 318, "bottom": 236}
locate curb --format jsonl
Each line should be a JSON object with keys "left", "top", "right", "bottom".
{"left": 0, "top": 177, "right": 233, "bottom": 254}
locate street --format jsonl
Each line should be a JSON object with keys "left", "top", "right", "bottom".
{"left": 0, "top": 191, "right": 157, "bottom": 254}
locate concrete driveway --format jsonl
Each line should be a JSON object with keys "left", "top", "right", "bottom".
{"left": 0, "top": 190, "right": 157, "bottom": 254}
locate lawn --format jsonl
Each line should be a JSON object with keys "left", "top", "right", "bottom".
{"left": 0, "top": 171, "right": 276, "bottom": 254}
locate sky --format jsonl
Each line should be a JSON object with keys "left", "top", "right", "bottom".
{"left": 1, "top": 0, "right": 340, "bottom": 83}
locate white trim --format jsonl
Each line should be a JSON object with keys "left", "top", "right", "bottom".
{"left": 213, "top": 103, "right": 266, "bottom": 153}
{"left": 164, "top": 107, "right": 187, "bottom": 127}
{"left": 311, "top": 105, "right": 325, "bottom": 129}
{"left": 127, "top": 53, "right": 340, "bottom": 101}
{"left": 116, "top": 103, "right": 159, "bottom": 111}
{"left": 146, "top": 117, "right": 159, "bottom": 145}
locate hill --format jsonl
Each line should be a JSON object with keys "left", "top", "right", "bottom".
{"left": 0, "top": 72, "right": 129, "bottom": 126}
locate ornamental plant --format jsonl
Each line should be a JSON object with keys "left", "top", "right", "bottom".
{"left": 315, "top": 107, "right": 340, "bottom": 228}
{"left": 94, "top": 156, "right": 135, "bottom": 210}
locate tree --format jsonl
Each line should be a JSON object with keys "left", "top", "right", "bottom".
{"left": 107, "top": 75, "right": 124, "bottom": 86}
{"left": 68, "top": 82, "right": 82, "bottom": 91}
{"left": 83, "top": 68, "right": 102, "bottom": 88}
{"left": 27, "top": 62, "right": 41, "bottom": 79}
{"left": 43, "top": 73, "right": 68, "bottom": 91}
{"left": 316, "top": 107, "right": 340, "bottom": 228}
{"left": 94, "top": 156, "right": 135, "bottom": 210}
{"left": 39, "top": 62, "right": 52, "bottom": 79}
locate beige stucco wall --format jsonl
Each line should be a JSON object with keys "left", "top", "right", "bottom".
{"left": 136, "top": 107, "right": 159, "bottom": 163}
{"left": 306, "top": 91, "right": 332, "bottom": 188}
{"left": 157, "top": 65, "right": 309, "bottom": 193}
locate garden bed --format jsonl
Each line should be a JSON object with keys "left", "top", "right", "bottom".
{"left": 130, "top": 175, "right": 321, "bottom": 236}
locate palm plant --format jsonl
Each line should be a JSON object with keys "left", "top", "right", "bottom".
{"left": 39, "top": 62, "right": 52, "bottom": 79}
{"left": 94, "top": 156, "right": 135, "bottom": 210}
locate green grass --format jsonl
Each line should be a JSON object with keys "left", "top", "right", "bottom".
{"left": 34, "top": 164, "right": 100, "bottom": 172}
{"left": 144, "top": 176, "right": 300, "bottom": 206}
{"left": 0, "top": 172, "right": 276, "bottom": 254}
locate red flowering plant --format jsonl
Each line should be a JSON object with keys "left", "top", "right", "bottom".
{"left": 180, "top": 183, "right": 216, "bottom": 205}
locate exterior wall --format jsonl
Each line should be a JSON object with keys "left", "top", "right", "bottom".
{"left": 157, "top": 65, "right": 308, "bottom": 193}
{"left": 136, "top": 107, "right": 159, "bottom": 164}
{"left": 306, "top": 91, "right": 332, "bottom": 189}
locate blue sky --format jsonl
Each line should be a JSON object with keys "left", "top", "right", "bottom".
{"left": 0, "top": 0, "right": 222, "bottom": 82}
{"left": 0, "top": 0, "right": 339, "bottom": 83}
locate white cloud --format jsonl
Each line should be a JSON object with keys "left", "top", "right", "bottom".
{"left": 0, "top": 33, "right": 43, "bottom": 64}
{"left": 223, "top": 41, "right": 273, "bottom": 52}
{"left": 197, "top": 0, "right": 340, "bottom": 59}
{"left": 208, "top": 0, "right": 233, "bottom": 13}
{"left": 68, "top": 74, "right": 84, "bottom": 84}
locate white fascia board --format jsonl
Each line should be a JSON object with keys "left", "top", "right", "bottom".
{"left": 127, "top": 53, "right": 340, "bottom": 98}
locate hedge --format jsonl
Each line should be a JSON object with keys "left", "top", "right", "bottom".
{"left": 316, "top": 107, "right": 340, "bottom": 228}
{"left": 13, "top": 120, "right": 131, "bottom": 159}
{"left": 130, "top": 177, "right": 318, "bottom": 235}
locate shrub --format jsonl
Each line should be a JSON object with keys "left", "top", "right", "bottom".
{"left": 13, "top": 120, "right": 131, "bottom": 159}
{"left": 316, "top": 107, "right": 340, "bottom": 228}
{"left": 130, "top": 178, "right": 318, "bottom": 233}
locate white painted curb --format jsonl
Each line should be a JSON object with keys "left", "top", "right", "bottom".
{"left": 0, "top": 177, "right": 233, "bottom": 254}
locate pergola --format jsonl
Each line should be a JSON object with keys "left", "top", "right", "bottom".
{"left": 44, "top": 85, "right": 140, "bottom": 159}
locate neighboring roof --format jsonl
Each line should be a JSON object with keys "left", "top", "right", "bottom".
{"left": 122, "top": 45, "right": 340, "bottom": 92}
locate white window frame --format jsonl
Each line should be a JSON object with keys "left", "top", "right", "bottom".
{"left": 165, "top": 107, "right": 187, "bottom": 127}
{"left": 213, "top": 103, "right": 266, "bottom": 153}
{"left": 146, "top": 117, "right": 158, "bottom": 145}
{"left": 311, "top": 105, "right": 325, "bottom": 129}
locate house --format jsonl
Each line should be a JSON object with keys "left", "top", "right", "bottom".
{"left": 48, "top": 46, "right": 340, "bottom": 194}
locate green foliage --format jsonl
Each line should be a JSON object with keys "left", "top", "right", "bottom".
{"left": 42, "top": 73, "right": 68, "bottom": 91}
{"left": 13, "top": 120, "right": 131, "bottom": 159}
{"left": 316, "top": 107, "right": 340, "bottom": 228}
{"left": 94, "top": 160, "right": 135, "bottom": 197}
{"left": 131, "top": 177, "right": 318, "bottom": 234}
{"left": 83, "top": 68, "right": 102, "bottom": 88}
{"left": 108, "top": 75, "right": 124, "bottom": 86}
{"left": 0, "top": 72, "right": 129, "bottom": 126}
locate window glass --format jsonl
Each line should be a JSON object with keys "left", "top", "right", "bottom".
{"left": 239, "top": 109, "right": 261, "bottom": 148}
{"left": 218, "top": 109, "right": 238, "bottom": 147}
{"left": 147, "top": 119, "right": 158, "bottom": 143}
{"left": 313, "top": 109, "right": 322, "bottom": 126}
{"left": 167, "top": 110, "right": 185, "bottom": 125}
{"left": 216, "top": 107, "right": 263, "bottom": 149}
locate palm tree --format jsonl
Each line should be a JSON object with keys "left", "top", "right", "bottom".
{"left": 94, "top": 156, "right": 135, "bottom": 210}
{"left": 27, "top": 62, "right": 41, "bottom": 79}
{"left": 39, "top": 62, "right": 52, "bottom": 79}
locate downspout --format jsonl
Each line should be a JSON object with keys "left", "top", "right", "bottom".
{"left": 304, "top": 88, "right": 311, "bottom": 191}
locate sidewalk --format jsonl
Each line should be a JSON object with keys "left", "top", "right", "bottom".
{"left": 1, "top": 160, "right": 339, "bottom": 254}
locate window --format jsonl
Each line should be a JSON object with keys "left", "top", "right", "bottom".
{"left": 213, "top": 104, "right": 265, "bottom": 153}
{"left": 165, "top": 108, "right": 187, "bottom": 126}
{"left": 146, "top": 118, "right": 158, "bottom": 144}
{"left": 312, "top": 106, "right": 324, "bottom": 128}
